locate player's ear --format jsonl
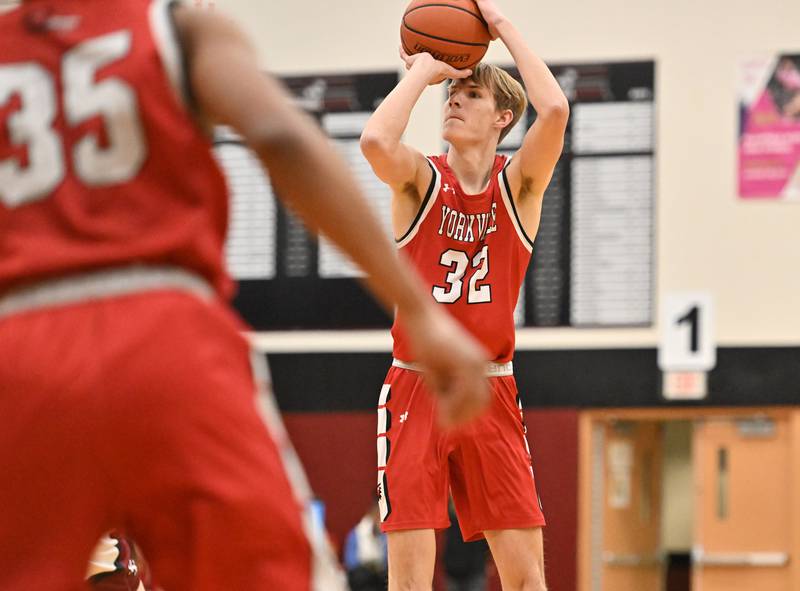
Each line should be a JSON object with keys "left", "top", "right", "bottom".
{"left": 494, "top": 109, "right": 513, "bottom": 130}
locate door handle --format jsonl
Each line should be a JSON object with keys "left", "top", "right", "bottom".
{"left": 602, "top": 552, "right": 664, "bottom": 567}
{"left": 692, "top": 548, "right": 789, "bottom": 567}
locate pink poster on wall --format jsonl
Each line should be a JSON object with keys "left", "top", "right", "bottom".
{"left": 739, "top": 54, "right": 800, "bottom": 201}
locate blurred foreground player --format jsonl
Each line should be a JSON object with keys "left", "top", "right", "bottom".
{"left": 0, "top": 1, "right": 490, "bottom": 590}
{"left": 361, "top": 0, "right": 568, "bottom": 589}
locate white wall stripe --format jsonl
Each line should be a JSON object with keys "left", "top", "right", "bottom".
{"left": 246, "top": 327, "right": 663, "bottom": 353}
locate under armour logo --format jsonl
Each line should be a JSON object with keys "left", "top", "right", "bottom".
{"left": 443, "top": 183, "right": 455, "bottom": 194}
{"left": 399, "top": 411, "right": 409, "bottom": 423}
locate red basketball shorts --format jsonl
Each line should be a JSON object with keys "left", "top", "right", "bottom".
{"left": 376, "top": 364, "right": 546, "bottom": 542}
{"left": 0, "top": 271, "right": 344, "bottom": 591}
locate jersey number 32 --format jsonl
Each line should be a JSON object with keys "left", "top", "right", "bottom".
{"left": 432, "top": 245, "right": 491, "bottom": 304}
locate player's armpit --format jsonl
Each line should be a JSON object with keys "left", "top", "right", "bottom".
{"left": 361, "top": 137, "right": 432, "bottom": 239}
{"left": 505, "top": 160, "right": 553, "bottom": 240}
{"left": 511, "top": 104, "right": 568, "bottom": 195}
{"left": 390, "top": 177, "right": 430, "bottom": 240}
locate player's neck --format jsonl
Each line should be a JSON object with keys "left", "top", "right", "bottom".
{"left": 445, "top": 144, "right": 497, "bottom": 195}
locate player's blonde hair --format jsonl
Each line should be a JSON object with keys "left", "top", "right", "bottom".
{"left": 451, "top": 63, "right": 528, "bottom": 143}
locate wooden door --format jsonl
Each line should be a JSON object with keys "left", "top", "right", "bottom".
{"left": 600, "top": 420, "right": 665, "bottom": 591}
{"left": 692, "top": 416, "right": 793, "bottom": 591}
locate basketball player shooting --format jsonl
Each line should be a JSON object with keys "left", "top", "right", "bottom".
{"left": 360, "top": 0, "right": 569, "bottom": 589}
{"left": 0, "top": 1, "right": 490, "bottom": 590}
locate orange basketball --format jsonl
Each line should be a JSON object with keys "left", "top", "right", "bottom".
{"left": 401, "top": 0, "right": 491, "bottom": 71}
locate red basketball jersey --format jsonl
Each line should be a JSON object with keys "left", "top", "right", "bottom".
{"left": 0, "top": 0, "right": 232, "bottom": 297}
{"left": 392, "top": 154, "right": 534, "bottom": 364}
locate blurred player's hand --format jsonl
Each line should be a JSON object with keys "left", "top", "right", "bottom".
{"left": 474, "top": 0, "right": 506, "bottom": 40}
{"left": 399, "top": 47, "right": 472, "bottom": 86}
{"left": 403, "top": 305, "right": 490, "bottom": 427}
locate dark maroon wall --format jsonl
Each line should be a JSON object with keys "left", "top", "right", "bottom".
{"left": 283, "top": 408, "right": 578, "bottom": 591}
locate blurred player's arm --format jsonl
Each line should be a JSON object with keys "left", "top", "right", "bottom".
{"left": 475, "top": 0, "right": 568, "bottom": 228}
{"left": 360, "top": 52, "right": 469, "bottom": 233}
{"left": 172, "top": 7, "right": 488, "bottom": 425}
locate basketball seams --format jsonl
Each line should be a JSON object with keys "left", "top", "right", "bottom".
{"left": 403, "top": 3, "right": 489, "bottom": 28}
{"left": 401, "top": 22, "right": 489, "bottom": 48}
{"left": 400, "top": 1, "right": 489, "bottom": 70}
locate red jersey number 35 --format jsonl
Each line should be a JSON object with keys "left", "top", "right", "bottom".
{"left": 0, "top": 30, "right": 146, "bottom": 208}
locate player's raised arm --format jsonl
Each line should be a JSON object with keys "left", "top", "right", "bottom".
{"left": 172, "top": 6, "right": 489, "bottom": 425}
{"left": 476, "top": 0, "right": 568, "bottom": 211}
{"left": 360, "top": 52, "right": 469, "bottom": 205}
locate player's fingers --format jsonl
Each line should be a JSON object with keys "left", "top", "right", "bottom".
{"left": 440, "top": 375, "right": 488, "bottom": 427}
{"left": 461, "top": 375, "right": 490, "bottom": 421}
{"left": 426, "top": 369, "right": 462, "bottom": 427}
{"left": 447, "top": 67, "right": 473, "bottom": 79}
{"left": 432, "top": 382, "right": 459, "bottom": 429}
{"left": 398, "top": 46, "right": 414, "bottom": 69}
{"left": 436, "top": 395, "right": 455, "bottom": 429}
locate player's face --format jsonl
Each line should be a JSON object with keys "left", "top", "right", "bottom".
{"left": 443, "top": 81, "right": 500, "bottom": 145}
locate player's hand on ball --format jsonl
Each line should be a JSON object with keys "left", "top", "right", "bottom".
{"left": 405, "top": 306, "right": 490, "bottom": 427}
{"left": 473, "top": 0, "right": 506, "bottom": 40}
{"left": 399, "top": 47, "right": 472, "bottom": 86}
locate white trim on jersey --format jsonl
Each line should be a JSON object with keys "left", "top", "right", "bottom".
{"left": 497, "top": 158, "right": 534, "bottom": 253}
{"left": 148, "top": 0, "right": 189, "bottom": 108}
{"left": 395, "top": 157, "right": 442, "bottom": 249}
{"left": 250, "top": 351, "right": 349, "bottom": 591}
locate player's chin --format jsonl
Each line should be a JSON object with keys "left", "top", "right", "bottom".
{"left": 442, "top": 124, "right": 465, "bottom": 145}
{"left": 443, "top": 130, "right": 478, "bottom": 150}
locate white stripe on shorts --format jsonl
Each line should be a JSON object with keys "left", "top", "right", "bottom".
{"left": 376, "top": 384, "right": 392, "bottom": 522}
{"left": 0, "top": 265, "right": 214, "bottom": 318}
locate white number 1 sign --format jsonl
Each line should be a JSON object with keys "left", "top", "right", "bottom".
{"left": 658, "top": 292, "right": 716, "bottom": 372}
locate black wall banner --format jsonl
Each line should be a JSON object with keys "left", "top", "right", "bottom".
{"left": 216, "top": 62, "right": 655, "bottom": 330}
